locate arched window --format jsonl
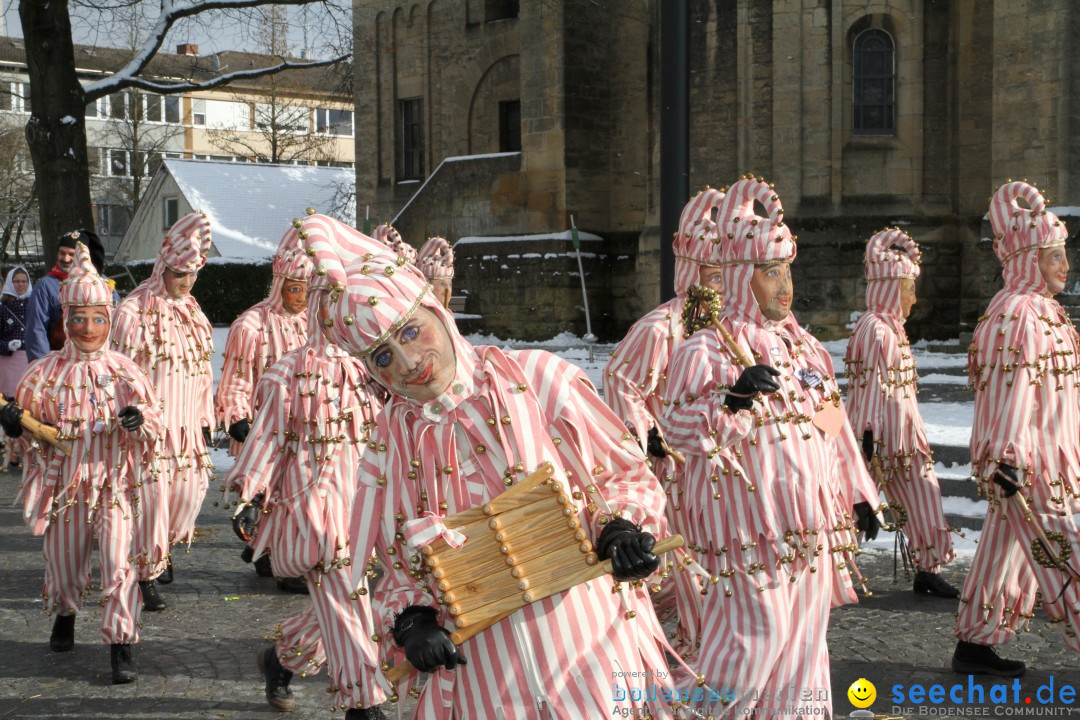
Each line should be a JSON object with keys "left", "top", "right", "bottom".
{"left": 853, "top": 28, "right": 895, "bottom": 135}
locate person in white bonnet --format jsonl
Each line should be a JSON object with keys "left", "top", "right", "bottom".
{"left": 0, "top": 265, "right": 32, "bottom": 399}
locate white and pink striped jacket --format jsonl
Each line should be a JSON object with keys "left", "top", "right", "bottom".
{"left": 215, "top": 264, "right": 308, "bottom": 451}
{"left": 352, "top": 337, "right": 689, "bottom": 720}
{"left": 14, "top": 344, "right": 163, "bottom": 536}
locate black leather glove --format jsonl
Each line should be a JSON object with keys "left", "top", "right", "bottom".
{"left": 0, "top": 401, "right": 23, "bottom": 438}
{"left": 645, "top": 427, "right": 667, "bottom": 459}
{"left": 202, "top": 426, "right": 213, "bottom": 447}
{"left": 117, "top": 406, "right": 143, "bottom": 432}
{"left": 992, "top": 462, "right": 1021, "bottom": 498}
{"left": 861, "top": 430, "right": 875, "bottom": 463}
{"left": 232, "top": 493, "right": 263, "bottom": 543}
{"left": 392, "top": 605, "right": 467, "bottom": 673}
{"left": 228, "top": 419, "right": 250, "bottom": 443}
{"left": 854, "top": 501, "right": 881, "bottom": 542}
{"left": 724, "top": 364, "right": 781, "bottom": 411}
{"left": 596, "top": 517, "right": 660, "bottom": 581}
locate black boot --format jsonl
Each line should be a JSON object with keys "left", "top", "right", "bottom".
{"left": 951, "top": 640, "right": 1026, "bottom": 677}
{"left": 110, "top": 643, "right": 137, "bottom": 684}
{"left": 277, "top": 576, "right": 309, "bottom": 594}
{"left": 253, "top": 553, "right": 275, "bottom": 578}
{"left": 256, "top": 646, "right": 295, "bottom": 712}
{"left": 139, "top": 579, "right": 167, "bottom": 612}
{"left": 157, "top": 559, "right": 174, "bottom": 585}
{"left": 914, "top": 570, "right": 959, "bottom": 598}
{"left": 49, "top": 613, "right": 75, "bottom": 652}
{"left": 346, "top": 707, "right": 388, "bottom": 720}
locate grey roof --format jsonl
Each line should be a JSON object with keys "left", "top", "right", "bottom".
{"left": 163, "top": 158, "right": 354, "bottom": 259}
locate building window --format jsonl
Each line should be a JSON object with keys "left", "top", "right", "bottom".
{"left": 163, "top": 197, "right": 179, "bottom": 229}
{"left": 107, "top": 149, "right": 129, "bottom": 177}
{"left": 486, "top": 0, "right": 519, "bottom": 22}
{"left": 97, "top": 204, "right": 130, "bottom": 238}
{"left": 3, "top": 82, "right": 31, "bottom": 113}
{"left": 853, "top": 28, "right": 895, "bottom": 135}
{"left": 165, "top": 96, "right": 181, "bottom": 124}
{"left": 191, "top": 98, "right": 206, "bottom": 126}
{"left": 399, "top": 98, "right": 424, "bottom": 180}
{"left": 107, "top": 93, "right": 128, "bottom": 121}
{"left": 316, "top": 108, "right": 354, "bottom": 137}
{"left": 499, "top": 100, "right": 521, "bottom": 152}
{"left": 144, "top": 94, "right": 163, "bottom": 123}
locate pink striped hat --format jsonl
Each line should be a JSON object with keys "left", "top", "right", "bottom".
{"left": 272, "top": 225, "right": 314, "bottom": 282}
{"left": 673, "top": 187, "right": 726, "bottom": 295}
{"left": 61, "top": 242, "right": 113, "bottom": 307}
{"left": 988, "top": 180, "right": 1068, "bottom": 294}
{"left": 418, "top": 236, "right": 454, "bottom": 280}
{"left": 298, "top": 214, "right": 434, "bottom": 357}
{"left": 373, "top": 223, "right": 418, "bottom": 266}
{"left": 864, "top": 228, "right": 921, "bottom": 318}
{"left": 716, "top": 176, "right": 796, "bottom": 323}
{"left": 158, "top": 212, "right": 212, "bottom": 273}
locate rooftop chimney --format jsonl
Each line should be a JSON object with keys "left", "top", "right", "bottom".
{"left": 177, "top": 43, "right": 199, "bottom": 56}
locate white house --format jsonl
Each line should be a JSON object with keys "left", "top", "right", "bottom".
{"left": 114, "top": 158, "right": 355, "bottom": 263}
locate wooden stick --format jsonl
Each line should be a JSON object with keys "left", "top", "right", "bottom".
{"left": 710, "top": 316, "right": 753, "bottom": 369}
{"left": 384, "top": 534, "right": 684, "bottom": 684}
{"left": 425, "top": 464, "right": 556, "bottom": 530}
{"left": 0, "top": 396, "right": 71, "bottom": 456}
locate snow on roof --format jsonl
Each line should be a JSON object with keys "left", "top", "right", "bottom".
{"left": 454, "top": 230, "right": 603, "bottom": 246}
{"left": 165, "top": 159, "right": 355, "bottom": 258}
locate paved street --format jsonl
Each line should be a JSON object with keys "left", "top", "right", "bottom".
{"left": 1, "top": 466, "right": 1077, "bottom": 719}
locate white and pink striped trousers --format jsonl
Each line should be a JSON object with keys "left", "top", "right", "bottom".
{"left": 957, "top": 289, "right": 1080, "bottom": 649}
{"left": 661, "top": 316, "right": 879, "bottom": 718}
{"left": 845, "top": 311, "right": 955, "bottom": 571}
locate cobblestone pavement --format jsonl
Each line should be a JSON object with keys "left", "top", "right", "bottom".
{"left": 1, "top": 468, "right": 1077, "bottom": 719}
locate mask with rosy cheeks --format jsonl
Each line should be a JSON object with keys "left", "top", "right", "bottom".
{"left": 280, "top": 280, "right": 308, "bottom": 315}
{"left": 1038, "top": 246, "right": 1070, "bottom": 297}
{"left": 66, "top": 306, "right": 111, "bottom": 352}
{"left": 750, "top": 261, "right": 793, "bottom": 322}
{"left": 363, "top": 306, "right": 456, "bottom": 402}
{"left": 900, "top": 278, "right": 917, "bottom": 318}
{"left": 431, "top": 278, "right": 453, "bottom": 309}
{"left": 162, "top": 267, "right": 197, "bottom": 299}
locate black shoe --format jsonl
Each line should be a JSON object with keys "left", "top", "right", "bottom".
{"left": 277, "top": 576, "right": 309, "bottom": 594}
{"left": 49, "top": 613, "right": 75, "bottom": 652}
{"left": 256, "top": 646, "right": 295, "bottom": 712}
{"left": 951, "top": 640, "right": 1026, "bottom": 677}
{"left": 346, "top": 707, "right": 388, "bottom": 720}
{"left": 139, "top": 579, "right": 167, "bottom": 612}
{"left": 253, "top": 553, "right": 274, "bottom": 578}
{"left": 914, "top": 570, "right": 959, "bottom": 598}
{"left": 157, "top": 559, "right": 173, "bottom": 585}
{"left": 110, "top": 643, "right": 137, "bottom": 684}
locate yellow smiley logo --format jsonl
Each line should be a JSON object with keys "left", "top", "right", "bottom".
{"left": 847, "top": 678, "right": 876, "bottom": 709}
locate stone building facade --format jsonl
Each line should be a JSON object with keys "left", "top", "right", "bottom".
{"left": 353, "top": 0, "right": 1080, "bottom": 341}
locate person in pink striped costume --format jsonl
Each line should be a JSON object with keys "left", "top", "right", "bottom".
{"left": 417, "top": 235, "right": 454, "bottom": 309}
{"left": 602, "top": 187, "right": 727, "bottom": 658}
{"left": 844, "top": 228, "right": 959, "bottom": 598}
{"left": 304, "top": 215, "right": 695, "bottom": 719}
{"left": 110, "top": 212, "right": 215, "bottom": 611}
{"left": 0, "top": 242, "right": 163, "bottom": 684}
{"left": 951, "top": 180, "right": 1080, "bottom": 677}
{"left": 216, "top": 226, "right": 312, "bottom": 578}
{"left": 660, "top": 176, "right": 881, "bottom": 718}
{"left": 226, "top": 213, "right": 388, "bottom": 718}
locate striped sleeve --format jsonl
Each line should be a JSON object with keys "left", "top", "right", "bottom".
{"left": 520, "top": 349, "right": 669, "bottom": 535}
{"left": 216, "top": 316, "right": 260, "bottom": 427}
{"left": 601, "top": 305, "right": 673, "bottom": 446}
{"left": 224, "top": 367, "right": 290, "bottom": 501}
{"left": 660, "top": 331, "right": 753, "bottom": 456}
